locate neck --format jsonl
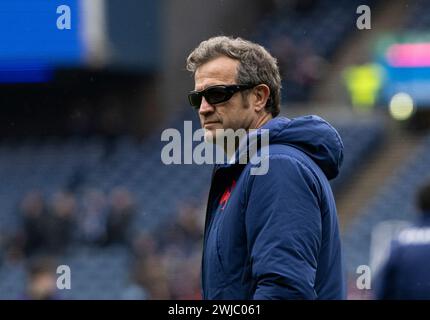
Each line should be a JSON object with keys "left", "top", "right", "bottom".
{"left": 250, "top": 112, "right": 273, "bottom": 130}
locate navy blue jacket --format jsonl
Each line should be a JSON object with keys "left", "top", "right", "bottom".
{"left": 375, "top": 215, "right": 430, "bottom": 300}
{"left": 202, "top": 115, "right": 345, "bottom": 299}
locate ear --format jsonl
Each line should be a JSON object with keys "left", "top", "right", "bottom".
{"left": 252, "top": 84, "right": 270, "bottom": 112}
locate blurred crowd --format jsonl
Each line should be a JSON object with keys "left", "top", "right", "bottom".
{"left": 259, "top": 0, "right": 328, "bottom": 102}
{"left": 0, "top": 187, "right": 204, "bottom": 300}
{"left": 2, "top": 186, "right": 136, "bottom": 260}
{"left": 270, "top": 35, "right": 327, "bottom": 101}
{"left": 130, "top": 202, "right": 203, "bottom": 299}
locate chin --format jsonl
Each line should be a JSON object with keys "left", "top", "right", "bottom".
{"left": 204, "top": 129, "right": 216, "bottom": 144}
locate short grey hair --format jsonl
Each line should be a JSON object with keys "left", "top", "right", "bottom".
{"left": 186, "top": 36, "right": 282, "bottom": 117}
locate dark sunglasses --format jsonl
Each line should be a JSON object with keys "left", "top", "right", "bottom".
{"left": 188, "top": 84, "right": 255, "bottom": 109}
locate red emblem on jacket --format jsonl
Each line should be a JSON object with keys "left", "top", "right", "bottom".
{"left": 219, "top": 180, "right": 236, "bottom": 210}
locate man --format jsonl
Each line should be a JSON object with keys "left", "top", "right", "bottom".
{"left": 375, "top": 181, "right": 430, "bottom": 299}
{"left": 186, "top": 36, "right": 345, "bottom": 299}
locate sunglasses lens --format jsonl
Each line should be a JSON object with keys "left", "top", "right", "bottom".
{"left": 188, "top": 85, "right": 243, "bottom": 109}
{"left": 205, "top": 87, "right": 230, "bottom": 104}
{"left": 188, "top": 92, "right": 202, "bottom": 108}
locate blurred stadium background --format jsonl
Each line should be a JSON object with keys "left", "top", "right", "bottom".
{"left": 1, "top": 0, "right": 430, "bottom": 299}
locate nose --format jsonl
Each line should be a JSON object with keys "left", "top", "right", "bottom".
{"left": 198, "top": 97, "right": 215, "bottom": 116}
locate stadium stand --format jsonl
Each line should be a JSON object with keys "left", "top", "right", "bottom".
{"left": 253, "top": 0, "right": 375, "bottom": 101}
{"left": 405, "top": 0, "right": 430, "bottom": 30}
{"left": 330, "top": 119, "right": 385, "bottom": 192}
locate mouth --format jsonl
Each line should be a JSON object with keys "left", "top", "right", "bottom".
{"left": 203, "top": 121, "right": 220, "bottom": 128}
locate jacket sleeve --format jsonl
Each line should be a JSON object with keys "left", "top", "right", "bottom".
{"left": 245, "top": 155, "right": 322, "bottom": 299}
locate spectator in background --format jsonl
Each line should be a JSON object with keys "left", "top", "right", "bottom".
{"left": 105, "top": 186, "right": 136, "bottom": 247}
{"left": 45, "top": 191, "right": 76, "bottom": 254}
{"left": 343, "top": 62, "right": 384, "bottom": 112}
{"left": 174, "top": 204, "right": 203, "bottom": 247}
{"left": 270, "top": 35, "right": 298, "bottom": 101}
{"left": 294, "top": 42, "right": 327, "bottom": 88}
{"left": 160, "top": 203, "right": 203, "bottom": 255}
{"left": 19, "top": 190, "right": 49, "bottom": 257}
{"left": 133, "top": 253, "right": 171, "bottom": 299}
{"left": 23, "top": 256, "right": 57, "bottom": 300}
{"left": 375, "top": 180, "right": 430, "bottom": 299}
{"left": 167, "top": 252, "right": 202, "bottom": 300}
{"left": 14, "top": 190, "right": 76, "bottom": 258}
{"left": 132, "top": 231, "right": 158, "bottom": 259}
{"left": 66, "top": 165, "right": 88, "bottom": 193}
{"left": 79, "top": 188, "right": 108, "bottom": 246}
{"left": 270, "top": 36, "right": 326, "bottom": 102}
{"left": 130, "top": 209, "right": 203, "bottom": 300}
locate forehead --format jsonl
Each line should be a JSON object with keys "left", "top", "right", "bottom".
{"left": 194, "top": 56, "right": 239, "bottom": 90}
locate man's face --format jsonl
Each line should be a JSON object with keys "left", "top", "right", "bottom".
{"left": 194, "top": 56, "right": 255, "bottom": 143}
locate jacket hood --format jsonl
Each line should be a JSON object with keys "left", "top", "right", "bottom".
{"left": 259, "top": 115, "right": 344, "bottom": 180}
